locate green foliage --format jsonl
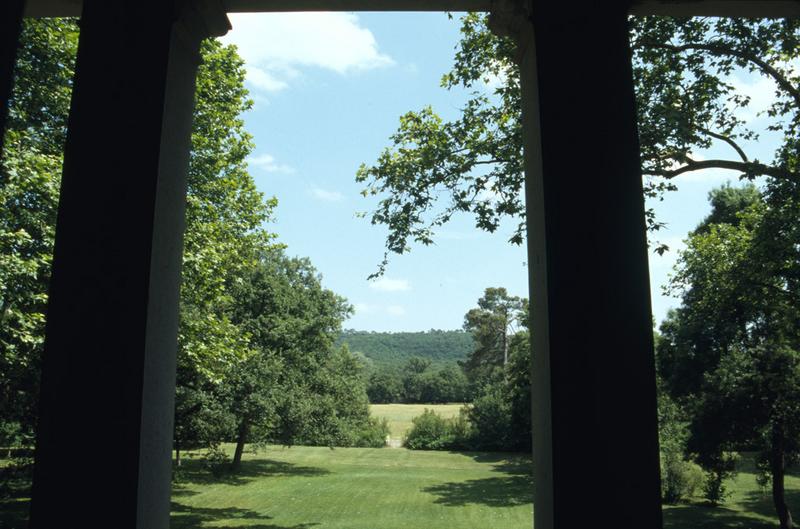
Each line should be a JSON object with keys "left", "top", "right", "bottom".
{"left": 359, "top": 15, "right": 800, "bottom": 267}
{"left": 404, "top": 409, "right": 458, "bottom": 450}
{"left": 366, "top": 370, "right": 404, "bottom": 403}
{"left": 658, "top": 385, "right": 704, "bottom": 503}
{"left": 338, "top": 329, "right": 474, "bottom": 370}
{"left": 0, "top": 18, "right": 79, "bottom": 446}
{"left": 461, "top": 287, "right": 525, "bottom": 391}
{"left": 202, "top": 445, "right": 232, "bottom": 478}
{"left": 663, "top": 181, "right": 800, "bottom": 526}
{"left": 353, "top": 416, "right": 390, "bottom": 448}
{"left": 178, "top": 38, "right": 278, "bottom": 381}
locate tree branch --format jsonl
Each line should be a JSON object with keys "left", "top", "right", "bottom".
{"left": 644, "top": 158, "right": 800, "bottom": 182}
{"left": 698, "top": 127, "right": 749, "bottom": 162}
{"left": 642, "top": 41, "right": 800, "bottom": 108}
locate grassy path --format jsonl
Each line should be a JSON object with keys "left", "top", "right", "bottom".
{"left": 171, "top": 444, "right": 533, "bottom": 529}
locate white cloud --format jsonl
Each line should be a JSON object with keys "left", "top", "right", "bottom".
{"left": 369, "top": 277, "right": 411, "bottom": 292}
{"left": 248, "top": 153, "right": 295, "bottom": 174}
{"left": 311, "top": 187, "right": 345, "bottom": 202}
{"left": 245, "top": 66, "right": 289, "bottom": 92}
{"left": 354, "top": 302, "right": 372, "bottom": 314}
{"left": 220, "top": 13, "right": 394, "bottom": 94}
{"left": 386, "top": 305, "right": 406, "bottom": 316}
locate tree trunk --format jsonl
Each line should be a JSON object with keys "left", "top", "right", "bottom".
{"left": 232, "top": 419, "right": 249, "bottom": 471}
{"left": 772, "top": 423, "right": 794, "bottom": 529}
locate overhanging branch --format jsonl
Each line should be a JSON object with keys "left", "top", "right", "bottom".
{"left": 644, "top": 158, "right": 800, "bottom": 182}
{"left": 642, "top": 40, "right": 800, "bottom": 108}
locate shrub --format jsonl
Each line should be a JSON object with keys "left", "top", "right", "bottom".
{"left": 202, "top": 445, "right": 231, "bottom": 477}
{"left": 354, "top": 417, "right": 390, "bottom": 448}
{"left": 467, "top": 385, "right": 513, "bottom": 451}
{"left": 404, "top": 409, "right": 455, "bottom": 450}
{"left": 702, "top": 452, "right": 739, "bottom": 505}
{"left": 661, "top": 454, "right": 705, "bottom": 503}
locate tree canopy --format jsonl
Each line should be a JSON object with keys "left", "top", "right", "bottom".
{"left": 659, "top": 181, "right": 800, "bottom": 527}
{"left": 358, "top": 15, "right": 800, "bottom": 267}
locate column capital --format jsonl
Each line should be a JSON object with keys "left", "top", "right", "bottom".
{"left": 177, "top": 0, "right": 231, "bottom": 44}
{"left": 488, "top": 0, "right": 533, "bottom": 63}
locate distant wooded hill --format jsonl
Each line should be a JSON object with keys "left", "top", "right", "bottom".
{"left": 338, "top": 330, "right": 474, "bottom": 370}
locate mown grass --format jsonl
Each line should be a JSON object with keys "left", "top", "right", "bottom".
{"left": 170, "top": 444, "right": 533, "bottom": 529}
{"left": 3, "top": 439, "right": 799, "bottom": 529}
{"left": 662, "top": 454, "right": 800, "bottom": 529}
{"left": 369, "top": 403, "right": 463, "bottom": 441}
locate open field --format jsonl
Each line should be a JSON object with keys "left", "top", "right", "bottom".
{"left": 171, "top": 444, "right": 533, "bottom": 529}
{"left": 370, "top": 403, "right": 463, "bottom": 441}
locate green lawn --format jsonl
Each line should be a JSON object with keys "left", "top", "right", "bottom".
{"left": 171, "top": 444, "right": 533, "bottom": 529}
{"left": 662, "top": 454, "right": 800, "bottom": 529}
{"left": 370, "top": 403, "right": 463, "bottom": 441}
{"left": 3, "top": 444, "right": 800, "bottom": 529}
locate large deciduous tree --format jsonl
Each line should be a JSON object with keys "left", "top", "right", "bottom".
{"left": 226, "top": 248, "right": 371, "bottom": 469}
{"left": 358, "top": 14, "right": 800, "bottom": 264}
{"left": 0, "top": 18, "right": 79, "bottom": 447}
{"left": 661, "top": 182, "right": 800, "bottom": 528}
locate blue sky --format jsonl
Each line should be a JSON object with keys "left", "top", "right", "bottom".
{"left": 219, "top": 12, "right": 778, "bottom": 332}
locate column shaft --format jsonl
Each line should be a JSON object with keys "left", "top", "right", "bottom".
{"left": 29, "top": 2, "right": 226, "bottom": 528}
{"left": 519, "top": 4, "right": 663, "bottom": 528}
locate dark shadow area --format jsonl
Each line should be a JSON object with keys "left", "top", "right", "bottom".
{"left": 422, "top": 451, "right": 533, "bottom": 508}
{"left": 459, "top": 451, "right": 533, "bottom": 476}
{"left": 0, "top": 462, "right": 32, "bottom": 529}
{"left": 172, "top": 456, "right": 330, "bottom": 487}
{"left": 663, "top": 504, "right": 774, "bottom": 529}
{"left": 170, "top": 501, "right": 319, "bottom": 529}
{"left": 423, "top": 475, "right": 534, "bottom": 507}
{"left": 740, "top": 487, "right": 800, "bottom": 522}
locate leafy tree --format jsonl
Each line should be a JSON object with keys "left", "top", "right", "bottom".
{"left": 225, "top": 248, "right": 380, "bottom": 468}
{"left": 366, "top": 369, "right": 403, "bottom": 403}
{"left": 0, "top": 18, "right": 79, "bottom": 447}
{"left": 461, "top": 287, "right": 525, "bottom": 389}
{"left": 178, "top": 38, "right": 277, "bottom": 382}
{"left": 358, "top": 14, "right": 800, "bottom": 266}
{"left": 170, "top": 37, "right": 279, "bottom": 463}
{"left": 657, "top": 184, "right": 762, "bottom": 399}
{"left": 664, "top": 182, "right": 800, "bottom": 528}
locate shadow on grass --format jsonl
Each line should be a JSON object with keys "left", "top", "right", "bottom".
{"left": 663, "top": 503, "right": 775, "bottom": 529}
{"left": 0, "top": 461, "right": 32, "bottom": 529}
{"left": 423, "top": 475, "right": 534, "bottom": 507}
{"left": 173, "top": 457, "right": 330, "bottom": 487}
{"left": 170, "top": 501, "right": 319, "bottom": 529}
{"left": 736, "top": 486, "right": 800, "bottom": 527}
{"left": 423, "top": 451, "right": 534, "bottom": 508}
{"left": 0, "top": 496, "right": 29, "bottom": 529}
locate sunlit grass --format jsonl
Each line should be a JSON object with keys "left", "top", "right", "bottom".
{"left": 170, "top": 443, "right": 533, "bottom": 529}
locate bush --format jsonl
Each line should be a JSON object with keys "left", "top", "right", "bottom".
{"left": 354, "top": 417, "right": 390, "bottom": 448}
{"left": 661, "top": 454, "right": 705, "bottom": 503}
{"left": 202, "top": 445, "right": 231, "bottom": 477}
{"left": 467, "top": 386, "right": 513, "bottom": 451}
{"left": 702, "top": 452, "right": 739, "bottom": 505}
{"left": 404, "top": 409, "right": 456, "bottom": 450}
